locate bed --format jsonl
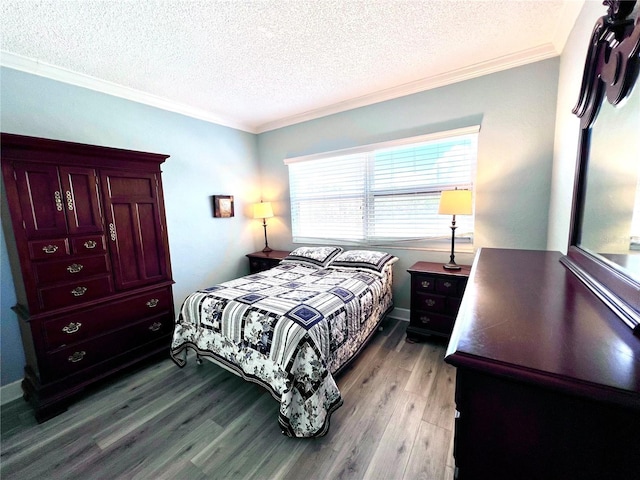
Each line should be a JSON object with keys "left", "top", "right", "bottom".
{"left": 170, "top": 247, "right": 397, "bottom": 437}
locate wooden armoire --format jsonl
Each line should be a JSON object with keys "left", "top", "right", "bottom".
{"left": 1, "top": 133, "right": 175, "bottom": 421}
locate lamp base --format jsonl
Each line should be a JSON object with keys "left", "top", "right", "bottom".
{"left": 443, "top": 262, "right": 461, "bottom": 271}
{"left": 262, "top": 246, "right": 273, "bottom": 253}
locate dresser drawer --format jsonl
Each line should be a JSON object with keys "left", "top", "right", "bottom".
{"left": 34, "top": 255, "right": 109, "bottom": 285}
{"left": 42, "top": 286, "right": 173, "bottom": 350}
{"left": 38, "top": 275, "right": 114, "bottom": 311}
{"left": 29, "top": 238, "right": 70, "bottom": 260}
{"left": 410, "top": 311, "right": 455, "bottom": 335}
{"left": 411, "top": 274, "right": 436, "bottom": 293}
{"left": 71, "top": 235, "right": 107, "bottom": 255}
{"left": 43, "top": 313, "right": 173, "bottom": 378}
{"left": 412, "top": 292, "right": 446, "bottom": 312}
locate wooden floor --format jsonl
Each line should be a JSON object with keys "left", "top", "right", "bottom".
{"left": 1, "top": 318, "right": 456, "bottom": 480}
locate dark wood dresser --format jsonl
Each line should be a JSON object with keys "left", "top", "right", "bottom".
{"left": 1, "top": 133, "right": 175, "bottom": 421}
{"left": 246, "top": 250, "right": 289, "bottom": 273}
{"left": 445, "top": 248, "right": 640, "bottom": 480}
{"left": 406, "top": 261, "right": 470, "bottom": 340}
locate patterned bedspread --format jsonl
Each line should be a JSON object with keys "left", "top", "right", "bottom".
{"left": 170, "top": 262, "right": 393, "bottom": 437}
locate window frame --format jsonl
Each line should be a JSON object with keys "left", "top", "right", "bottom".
{"left": 284, "top": 126, "right": 479, "bottom": 250}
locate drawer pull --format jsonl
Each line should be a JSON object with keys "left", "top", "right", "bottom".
{"left": 426, "top": 299, "right": 436, "bottom": 307}
{"left": 62, "top": 322, "right": 82, "bottom": 334}
{"left": 42, "top": 245, "right": 59, "bottom": 254}
{"left": 421, "top": 280, "right": 431, "bottom": 288}
{"left": 109, "top": 223, "right": 117, "bottom": 241}
{"left": 71, "top": 286, "right": 88, "bottom": 297}
{"left": 148, "top": 322, "right": 162, "bottom": 332}
{"left": 84, "top": 240, "right": 97, "bottom": 249}
{"left": 420, "top": 316, "right": 431, "bottom": 324}
{"left": 444, "top": 281, "right": 452, "bottom": 288}
{"left": 146, "top": 298, "right": 159, "bottom": 308}
{"left": 68, "top": 351, "right": 86, "bottom": 363}
{"left": 67, "top": 263, "right": 83, "bottom": 274}
{"left": 65, "top": 191, "right": 74, "bottom": 211}
{"left": 54, "top": 191, "right": 63, "bottom": 211}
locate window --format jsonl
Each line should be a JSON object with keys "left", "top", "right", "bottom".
{"left": 284, "top": 126, "right": 478, "bottom": 247}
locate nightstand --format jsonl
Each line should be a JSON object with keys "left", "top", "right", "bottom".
{"left": 406, "top": 261, "right": 471, "bottom": 341}
{"left": 246, "top": 250, "right": 290, "bottom": 273}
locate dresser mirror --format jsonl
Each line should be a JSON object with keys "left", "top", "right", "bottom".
{"left": 561, "top": 0, "right": 640, "bottom": 335}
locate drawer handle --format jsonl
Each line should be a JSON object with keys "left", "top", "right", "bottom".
{"left": 149, "top": 322, "right": 162, "bottom": 332}
{"left": 421, "top": 280, "right": 431, "bottom": 288}
{"left": 444, "top": 281, "right": 452, "bottom": 288}
{"left": 62, "top": 322, "right": 82, "bottom": 334}
{"left": 54, "top": 191, "right": 63, "bottom": 211}
{"left": 146, "top": 298, "right": 159, "bottom": 308}
{"left": 65, "top": 190, "right": 74, "bottom": 211}
{"left": 84, "top": 240, "right": 97, "bottom": 249}
{"left": 67, "top": 263, "right": 83, "bottom": 274}
{"left": 71, "top": 286, "right": 87, "bottom": 297}
{"left": 42, "top": 245, "right": 59, "bottom": 254}
{"left": 426, "top": 299, "right": 436, "bottom": 307}
{"left": 68, "top": 351, "right": 86, "bottom": 363}
{"left": 420, "top": 316, "right": 431, "bottom": 324}
{"left": 109, "top": 223, "right": 117, "bottom": 241}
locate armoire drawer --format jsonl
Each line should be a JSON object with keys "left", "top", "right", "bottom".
{"left": 71, "top": 235, "right": 106, "bottom": 255}
{"left": 42, "top": 286, "right": 173, "bottom": 350}
{"left": 38, "top": 275, "right": 114, "bottom": 311}
{"left": 43, "top": 314, "right": 173, "bottom": 379}
{"left": 34, "top": 255, "right": 109, "bottom": 285}
{"left": 29, "top": 238, "right": 70, "bottom": 260}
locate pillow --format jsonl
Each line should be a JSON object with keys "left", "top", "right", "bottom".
{"left": 281, "top": 246, "right": 344, "bottom": 267}
{"left": 328, "top": 249, "right": 398, "bottom": 274}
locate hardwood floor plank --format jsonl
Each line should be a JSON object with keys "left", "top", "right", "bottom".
{"left": 422, "top": 360, "right": 456, "bottom": 431}
{"left": 404, "top": 420, "right": 452, "bottom": 480}
{"left": 362, "top": 392, "right": 428, "bottom": 480}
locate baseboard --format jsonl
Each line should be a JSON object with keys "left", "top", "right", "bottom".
{"left": 389, "top": 307, "right": 410, "bottom": 322}
{"left": 1, "top": 379, "right": 23, "bottom": 406}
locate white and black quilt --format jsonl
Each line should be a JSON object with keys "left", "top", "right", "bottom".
{"left": 170, "top": 261, "right": 394, "bottom": 437}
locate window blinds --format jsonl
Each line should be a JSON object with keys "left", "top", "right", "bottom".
{"left": 285, "top": 127, "right": 478, "bottom": 246}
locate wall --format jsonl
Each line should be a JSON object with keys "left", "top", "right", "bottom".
{"left": 0, "top": 67, "right": 261, "bottom": 386}
{"left": 258, "top": 58, "right": 560, "bottom": 310}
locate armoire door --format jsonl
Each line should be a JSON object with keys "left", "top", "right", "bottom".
{"left": 13, "top": 162, "right": 68, "bottom": 239}
{"left": 101, "top": 170, "right": 168, "bottom": 290}
{"left": 58, "top": 166, "right": 103, "bottom": 235}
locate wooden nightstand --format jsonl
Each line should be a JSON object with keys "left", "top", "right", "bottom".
{"left": 246, "top": 250, "right": 290, "bottom": 273}
{"left": 406, "top": 261, "right": 471, "bottom": 341}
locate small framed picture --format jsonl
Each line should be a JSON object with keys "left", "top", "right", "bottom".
{"left": 213, "top": 195, "right": 234, "bottom": 218}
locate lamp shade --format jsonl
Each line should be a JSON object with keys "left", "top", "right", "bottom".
{"left": 253, "top": 201, "right": 274, "bottom": 219}
{"left": 438, "top": 190, "right": 472, "bottom": 215}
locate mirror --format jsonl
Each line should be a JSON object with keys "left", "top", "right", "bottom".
{"left": 561, "top": 0, "right": 640, "bottom": 334}
{"left": 578, "top": 83, "right": 640, "bottom": 282}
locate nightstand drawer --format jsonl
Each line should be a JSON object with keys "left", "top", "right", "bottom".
{"left": 436, "top": 277, "right": 463, "bottom": 295}
{"left": 412, "top": 274, "right": 436, "bottom": 293}
{"left": 413, "top": 292, "right": 446, "bottom": 312}
{"left": 409, "top": 311, "right": 455, "bottom": 336}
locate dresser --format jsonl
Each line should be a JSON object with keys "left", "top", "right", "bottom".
{"left": 246, "top": 250, "right": 289, "bottom": 273}
{"left": 445, "top": 248, "right": 640, "bottom": 479}
{"left": 406, "top": 261, "right": 470, "bottom": 340}
{"left": 1, "top": 133, "right": 175, "bottom": 422}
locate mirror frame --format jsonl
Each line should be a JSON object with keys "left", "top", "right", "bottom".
{"left": 561, "top": 0, "right": 640, "bottom": 335}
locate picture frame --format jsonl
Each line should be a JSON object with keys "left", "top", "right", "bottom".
{"left": 213, "top": 195, "right": 234, "bottom": 218}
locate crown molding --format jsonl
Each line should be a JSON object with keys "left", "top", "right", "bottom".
{"left": 2, "top": 44, "right": 559, "bottom": 136}
{"left": 0, "top": 51, "right": 257, "bottom": 134}
{"left": 256, "top": 43, "right": 560, "bottom": 133}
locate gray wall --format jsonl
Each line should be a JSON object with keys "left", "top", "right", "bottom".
{"left": 0, "top": 53, "right": 563, "bottom": 388}
{"left": 259, "top": 58, "right": 560, "bottom": 311}
{"left": 0, "top": 67, "right": 261, "bottom": 386}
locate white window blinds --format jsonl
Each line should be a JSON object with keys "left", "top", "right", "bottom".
{"left": 285, "top": 126, "right": 479, "bottom": 246}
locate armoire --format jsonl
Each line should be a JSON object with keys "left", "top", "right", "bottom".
{"left": 1, "top": 133, "right": 175, "bottom": 421}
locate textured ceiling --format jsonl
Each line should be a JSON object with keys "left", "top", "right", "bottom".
{"left": 0, "top": 0, "right": 585, "bottom": 133}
